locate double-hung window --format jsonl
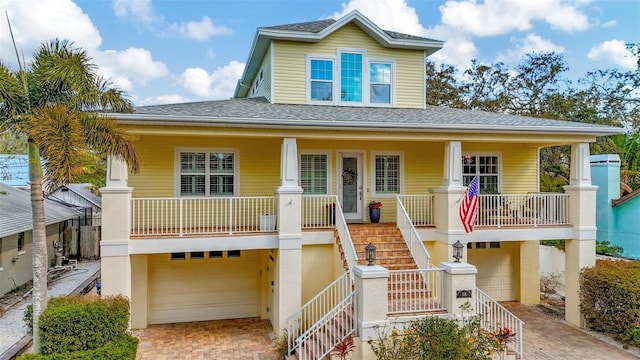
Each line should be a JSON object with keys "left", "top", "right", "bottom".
{"left": 307, "top": 50, "right": 393, "bottom": 106}
{"left": 300, "top": 153, "right": 328, "bottom": 194}
{"left": 462, "top": 155, "right": 499, "bottom": 193}
{"left": 310, "top": 58, "right": 334, "bottom": 102}
{"left": 178, "top": 149, "right": 237, "bottom": 196}
{"left": 373, "top": 153, "right": 401, "bottom": 195}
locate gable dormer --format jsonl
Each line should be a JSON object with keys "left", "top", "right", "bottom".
{"left": 234, "top": 10, "right": 443, "bottom": 109}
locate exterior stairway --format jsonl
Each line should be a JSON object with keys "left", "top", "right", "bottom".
{"left": 347, "top": 223, "right": 417, "bottom": 270}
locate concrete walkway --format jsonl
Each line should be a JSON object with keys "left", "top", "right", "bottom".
{"left": 0, "top": 260, "right": 100, "bottom": 360}
{"left": 504, "top": 302, "right": 640, "bottom": 359}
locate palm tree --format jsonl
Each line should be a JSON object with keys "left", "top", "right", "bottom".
{"left": 0, "top": 39, "right": 139, "bottom": 351}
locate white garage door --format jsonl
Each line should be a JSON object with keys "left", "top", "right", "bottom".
{"left": 468, "top": 242, "right": 516, "bottom": 301}
{"left": 148, "top": 251, "right": 261, "bottom": 324}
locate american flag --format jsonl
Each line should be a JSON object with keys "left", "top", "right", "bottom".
{"left": 460, "top": 176, "right": 479, "bottom": 233}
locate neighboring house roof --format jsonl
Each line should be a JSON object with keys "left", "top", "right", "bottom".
{"left": 235, "top": 10, "right": 444, "bottom": 97}
{"left": 0, "top": 154, "right": 29, "bottom": 187}
{"left": 118, "top": 97, "right": 622, "bottom": 137}
{"left": 0, "top": 182, "right": 81, "bottom": 238}
{"left": 612, "top": 187, "right": 640, "bottom": 207}
{"left": 48, "top": 183, "right": 102, "bottom": 208}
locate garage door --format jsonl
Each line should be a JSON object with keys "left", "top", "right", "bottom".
{"left": 148, "top": 251, "right": 260, "bottom": 324}
{"left": 468, "top": 242, "right": 516, "bottom": 301}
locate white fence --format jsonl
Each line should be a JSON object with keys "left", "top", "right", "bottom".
{"left": 477, "top": 193, "right": 569, "bottom": 227}
{"left": 396, "top": 196, "right": 431, "bottom": 270}
{"left": 475, "top": 287, "right": 524, "bottom": 358}
{"left": 388, "top": 268, "right": 445, "bottom": 314}
{"left": 131, "top": 196, "right": 276, "bottom": 236}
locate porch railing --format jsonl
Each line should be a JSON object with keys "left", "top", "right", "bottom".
{"left": 388, "top": 268, "right": 445, "bottom": 314}
{"left": 396, "top": 196, "right": 432, "bottom": 270}
{"left": 302, "top": 194, "right": 337, "bottom": 229}
{"left": 130, "top": 196, "right": 276, "bottom": 236}
{"left": 286, "top": 271, "right": 356, "bottom": 358}
{"left": 475, "top": 287, "right": 524, "bottom": 358}
{"left": 397, "top": 195, "right": 434, "bottom": 226}
{"left": 477, "top": 193, "right": 569, "bottom": 227}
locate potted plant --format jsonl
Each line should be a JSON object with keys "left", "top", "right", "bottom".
{"left": 326, "top": 203, "right": 336, "bottom": 225}
{"left": 369, "top": 201, "right": 382, "bottom": 223}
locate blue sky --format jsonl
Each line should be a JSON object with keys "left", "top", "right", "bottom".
{"left": 0, "top": 0, "right": 637, "bottom": 106}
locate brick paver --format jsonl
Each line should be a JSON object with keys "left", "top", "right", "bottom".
{"left": 503, "top": 302, "right": 639, "bottom": 359}
{"left": 134, "top": 318, "right": 276, "bottom": 360}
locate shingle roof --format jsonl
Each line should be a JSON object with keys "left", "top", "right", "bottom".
{"left": 0, "top": 182, "right": 82, "bottom": 238}
{"left": 262, "top": 18, "right": 439, "bottom": 42}
{"left": 127, "top": 97, "right": 622, "bottom": 136}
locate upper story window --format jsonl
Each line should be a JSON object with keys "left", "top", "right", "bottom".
{"left": 300, "top": 153, "right": 329, "bottom": 194}
{"left": 307, "top": 50, "right": 394, "bottom": 106}
{"left": 372, "top": 153, "right": 402, "bottom": 195}
{"left": 177, "top": 149, "right": 238, "bottom": 197}
{"left": 462, "top": 155, "right": 499, "bottom": 194}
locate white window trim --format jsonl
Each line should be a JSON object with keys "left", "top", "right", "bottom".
{"left": 306, "top": 55, "right": 336, "bottom": 105}
{"left": 174, "top": 147, "right": 240, "bottom": 197}
{"left": 299, "top": 150, "right": 332, "bottom": 194}
{"left": 462, "top": 152, "right": 502, "bottom": 192}
{"left": 306, "top": 50, "right": 395, "bottom": 107}
{"left": 370, "top": 151, "right": 404, "bottom": 197}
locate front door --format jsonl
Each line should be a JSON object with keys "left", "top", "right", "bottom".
{"left": 339, "top": 152, "right": 363, "bottom": 220}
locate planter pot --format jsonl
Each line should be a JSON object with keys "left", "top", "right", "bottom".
{"left": 369, "top": 207, "right": 381, "bottom": 223}
{"left": 328, "top": 206, "right": 336, "bottom": 225}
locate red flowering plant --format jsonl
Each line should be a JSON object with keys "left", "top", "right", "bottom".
{"left": 369, "top": 201, "right": 383, "bottom": 209}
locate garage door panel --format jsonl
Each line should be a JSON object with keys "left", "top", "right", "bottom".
{"left": 468, "top": 243, "right": 516, "bottom": 302}
{"left": 148, "top": 254, "right": 260, "bottom": 324}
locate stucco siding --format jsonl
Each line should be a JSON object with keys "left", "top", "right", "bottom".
{"left": 272, "top": 23, "right": 425, "bottom": 108}
{"left": 301, "top": 244, "right": 340, "bottom": 304}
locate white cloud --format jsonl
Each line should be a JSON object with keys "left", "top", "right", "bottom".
{"left": 496, "top": 34, "right": 565, "bottom": 63}
{"left": 169, "top": 16, "right": 232, "bottom": 41}
{"left": 330, "top": 0, "right": 427, "bottom": 37}
{"left": 439, "top": 0, "right": 589, "bottom": 37}
{"left": 137, "top": 94, "right": 192, "bottom": 106}
{"left": 0, "top": 0, "right": 101, "bottom": 60}
{"left": 112, "top": 0, "right": 160, "bottom": 27}
{"left": 588, "top": 39, "right": 637, "bottom": 70}
{"left": 180, "top": 61, "right": 245, "bottom": 100}
{"left": 93, "top": 47, "right": 169, "bottom": 90}
{"left": 601, "top": 20, "right": 617, "bottom": 28}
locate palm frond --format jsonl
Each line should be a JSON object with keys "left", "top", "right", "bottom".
{"left": 79, "top": 112, "right": 140, "bottom": 172}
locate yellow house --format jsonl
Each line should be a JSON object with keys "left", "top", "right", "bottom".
{"left": 100, "top": 10, "right": 621, "bottom": 359}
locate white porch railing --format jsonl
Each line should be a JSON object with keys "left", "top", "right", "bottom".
{"left": 130, "top": 196, "right": 276, "bottom": 236}
{"left": 286, "top": 271, "right": 356, "bottom": 359}
{"left": 397, "top": 195, "right": 434, "bottom": 226}
{"left": 475, "top": 288, "right": 524, "bottom": 358}
{"left": 477, "top": 193, "right": 569, "bottom": 227}
{"left": 396, "top": 196, "right": 432, "bottom": 270}
{"left": 302, "top": 194, "right": 337, "bottom": 229}
{"left": 388, "top": 268, "right": 445, "bottom": 314}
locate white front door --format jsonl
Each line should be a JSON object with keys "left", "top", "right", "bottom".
{"left": 338, "top": 152, "right": 364, "bottom": 221}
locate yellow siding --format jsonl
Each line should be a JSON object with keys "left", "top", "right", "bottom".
{"left": 462, "top": 143, "right": 539, "bottom": 193}
{"left": 129, "top": 136, "right": 281, "bottom": 198}
{"left": 272, "top": 23, "right": 425, "bottom": 108}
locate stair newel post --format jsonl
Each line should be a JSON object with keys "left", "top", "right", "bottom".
{"left": 353, "top": 264, "right": 389, "bottom": 360}
{"left": 439, "top": 261, "right": 478, "bottom": 317}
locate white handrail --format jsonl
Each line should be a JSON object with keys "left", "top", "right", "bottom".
{"left": 334, "top": 196, "right": 358, "bottom": 273}
{"left": 475, "top": 287, "right": 524, "bottom": 358}
{"left": 388, "top": 268, "right": 445, "bottom": 314}
{"left": 477, "top": 193, "right": 569, "bottom": 227}
{"left": 286, "top": 271, "right": 354, "bottom": 357}
{"left": 396, "top": 196, "right": 431, "bottom": 270}
{"left": 131, "top": 196, "right": 276, "bottom": 236}
{"left": 397, "top": 195, "right": 434, "bottom": 226}
{"left": 301, "top": 194, "right": 337, "bottom": 229}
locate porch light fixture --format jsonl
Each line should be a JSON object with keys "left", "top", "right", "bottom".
{"left": 452, "top": 240, "right": 464, "bottom": 263}
{"left": 365, "top": 243, "right": 377, "bottom": 266}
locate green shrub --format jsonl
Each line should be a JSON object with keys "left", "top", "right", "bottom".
{"left": 595, "top": 240, "right": 624, "bottom": 257}
{"left": 33, "top": 295, "right": 130, "bottom": 355}
{"left": 580, "top": 259, "right": 640, "bottom": 346}
{"left": 18, "top": 334, "right": 138, "bottom": 360}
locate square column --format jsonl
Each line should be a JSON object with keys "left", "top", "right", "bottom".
{"left": 439, "top": 262, "right": 477, "bottom": 316}
{"left": 353, "top": 265, "right": 389, "bottom": 360}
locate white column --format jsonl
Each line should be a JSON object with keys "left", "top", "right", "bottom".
{"left": 442, "top": 140, "right": 464, "bottom": 187}
{"left": 100, "top": 156, "right": 132, "bottom": 299}
{"left": 353, "top": 265, "right": 389, "bottom": 360}
{"left": 563, "top": 142, "right": 597, "bottom": 327}
{"left": 273, "top": 138, "right": 304, "bottom": 332}
{"left": 439, "top": 262, "right": 477, "bottom": 316}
